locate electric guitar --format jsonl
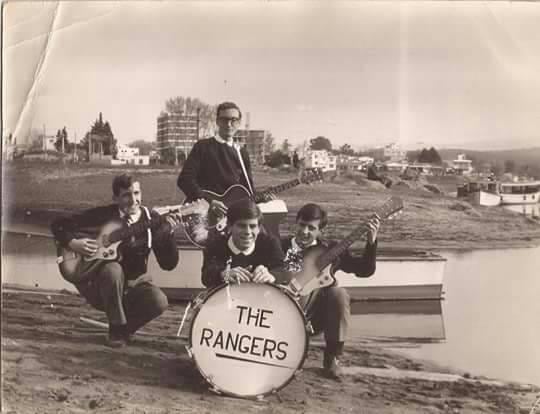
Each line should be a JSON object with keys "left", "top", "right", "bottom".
{"left": 55, "top": 200, "right": 209, "bottom": 284}
{"left": 182, "top": 168, "right": 324, "bottom": 248}
{"left": 284, "top": 196, "right": 404, "bottom": 297}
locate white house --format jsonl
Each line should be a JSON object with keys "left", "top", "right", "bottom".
{"left": 113, "top": 144, "right": 149, "bottom": 166}
{"left": 452, "top": 154, "right": 473, "bottom": 175}
{"left": 304, "top": 150, "right": 337, "bottom": 172}
{"left": 383, "top": 143, "right": 406, "bottom": 162}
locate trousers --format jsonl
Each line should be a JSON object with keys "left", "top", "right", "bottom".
{"left": 76, "top": 262, "right": 168, "bottom": 333}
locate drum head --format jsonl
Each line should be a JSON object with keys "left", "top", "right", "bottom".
{"left": 189, "top": 283, "right": 308, "bottom": 398}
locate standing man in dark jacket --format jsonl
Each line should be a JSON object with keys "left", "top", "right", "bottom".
{"left": 281, "top": 203, "right": 380, "bottom": 379}
{"left": 177, "top": 101, "right": 272, "bottom": 219}
{"left": 51, "top": 174, "right": 180, "bottom": 347}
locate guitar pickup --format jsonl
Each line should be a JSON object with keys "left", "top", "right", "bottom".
{"left": 288, "top": 278, "right": 302, "bottom": 294}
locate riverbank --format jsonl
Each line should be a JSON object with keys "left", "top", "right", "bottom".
{"left": 2, "top": 287, "right": 539, "bottom": 414}
{"left": 3, "top": 161, "right": 540, "bottom": 251}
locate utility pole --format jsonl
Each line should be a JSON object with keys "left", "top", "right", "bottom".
{"left": 73, "top": 131, "right": 77, "bottom": 162}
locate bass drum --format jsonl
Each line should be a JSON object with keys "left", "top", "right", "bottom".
{"left": 188, "top": 283, "right": 308, "bottom": 399}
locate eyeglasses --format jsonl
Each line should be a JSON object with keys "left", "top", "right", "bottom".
{"left": 217, "top": 117, "right": 241, "bottom": 125}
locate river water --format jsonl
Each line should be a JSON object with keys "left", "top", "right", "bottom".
{"left": 2, "top": 231, "right": 539, "bottom": 386}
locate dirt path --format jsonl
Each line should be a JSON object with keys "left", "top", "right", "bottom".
{"left": 2, "top": 289, "right": 538, "bottom": 414}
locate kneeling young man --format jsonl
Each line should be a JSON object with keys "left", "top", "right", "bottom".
{"left": 281, "top": 203, "right": 380, "bottom": 379}
{"left": 51, "top": 174, "right": 179, "bottom": 347}
{"left": 201, "top": 199, "right": 286, "bottom": 288}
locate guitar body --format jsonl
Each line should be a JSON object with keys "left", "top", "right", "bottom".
{"left": 56, "top": 220, "right": 124, "bottom": 284}
{"left": 183, "top": 185, "right": 253, "bottom": 248}
{"left": 286, "top": 245, "right": 336, "bottom": 297}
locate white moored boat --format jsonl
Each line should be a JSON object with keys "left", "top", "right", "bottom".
{"left": 152, "top": 246, "right": 447, "bottom": 302}
{"left": 498, "top": 181, "right": 540, "bottom": 205}
{"left": 456, "top": 181, "right": 501, "bottom": 207}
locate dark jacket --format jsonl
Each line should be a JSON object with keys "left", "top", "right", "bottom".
{"left": 177, "top": 137, "right": 254, "bottom": 201}
{"left": 281, "top": 237, "right": 377, "bottom": 278}
{"left": 51, "top": 204, "right": 179, "bottom": 281}
{"left": 201, "top": 232, "right": 286, "bottom": 288}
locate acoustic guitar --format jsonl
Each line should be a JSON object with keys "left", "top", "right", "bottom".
{"left": 56, "top": 200, "right": 209, "bottom": 284}
{"left": 284, "top": 196, "right": 404, "bottom": 297}
{"left": 183, "top": 168, "right": 324, "bottom": 248}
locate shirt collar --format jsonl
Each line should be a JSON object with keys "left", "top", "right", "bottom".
{"left": 119, "top": 208, "right": 142, "bottom": 224}
{"left": 214, "top": 135, "right": 235, "bottom": 147}
{"left": 291, "top": 237, "right": 318, "bottom": 251}
{"left": 228, "top": 236, "right": 256, "bottom": 256}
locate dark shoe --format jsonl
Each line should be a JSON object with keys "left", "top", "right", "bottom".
{"left": 106, "top": 324, "right": 128, "bottom": 348}
{"left": 323, "top": 353, "right": 343, "bottom": 380}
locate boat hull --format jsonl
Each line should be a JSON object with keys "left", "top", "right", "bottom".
{"left": 499, "top": 191, "right": 540, "bottom": 205}
{"left": 2, "top": 231, "right": 447, "bottom": 302}
{"left": 470, "top": 191, "right": 501, "bottom": 207}
{"left": 156, "top": 248, "right": 447, "bottom": 301}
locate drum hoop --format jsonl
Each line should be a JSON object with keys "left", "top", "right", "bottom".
{"left": 188, "top": 282, "right": 310, "bottom": 399}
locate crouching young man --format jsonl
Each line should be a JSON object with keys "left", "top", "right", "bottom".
{"left": 281, "top": 203, "right": 380, "bottom": 379}
{"left": 51, "top": 174, "right": 179, "bottom": 347}
{"left": 201, "top": 199, "right": 286, "bottom": 288}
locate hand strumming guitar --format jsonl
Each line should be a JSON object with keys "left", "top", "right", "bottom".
{"left": 210, "top": 199, "right": 228, "bottom": 216}
{"left": 68, "top": 238, "right": 98, "bottom": 257}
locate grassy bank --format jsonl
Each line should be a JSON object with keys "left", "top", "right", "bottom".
{"left": 3, "top": 161, "right": 540, "bottom": 251}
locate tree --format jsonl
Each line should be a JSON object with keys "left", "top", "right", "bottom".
{"left": 161, "top": 147, "right": 177, "bottom": 165}
{"left": 128, "top": 140, "right": 155, "bottom": 156}
{"left": 164, "top": 96, "right": 217, "bottom": 138}
{"left": 504, "top": 159, "right": 515, "bottom": 173}
{"left": 54, "top": 127, "right": 68, "bottom": 152}
{"left": 417, "top": 147, "right": 442, "bottom": 164}
{"left": 310, "top": 136, "right": 332, "bottom": 152}
{"left": 338, "top": 143, "right": 355, "bottom": 156}
{"left": 281, "top": 139, "right": 291, "bottom": 155}
{"left": 263, "top": 134, "right": 275, "bottom": 158}
{"left": 265, "top": 150, "right": 290, "bottom": 168}
{"left": 81, "top": 113, "right": 117, "bottom": 159}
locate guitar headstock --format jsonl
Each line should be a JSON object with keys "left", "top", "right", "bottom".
{"left": 299, "top": 167, "right": 324, "bottom": 185}
{"left": 376, "top": 196, "right": 404, "bottom": 220}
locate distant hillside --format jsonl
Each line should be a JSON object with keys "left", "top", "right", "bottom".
{"left": 438, "top": 147, "right": 540, "bottom": 167}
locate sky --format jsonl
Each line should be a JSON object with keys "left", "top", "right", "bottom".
{"left": 3, "top": 1, "right": 540, "bottom": 151}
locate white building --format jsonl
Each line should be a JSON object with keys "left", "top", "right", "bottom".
{"left": 383, "top": 143, "right": 406, "bottom": 162}
{"left": 304, "top": 150, "right": 337, "bottom": 172}
{"left": 113, "top": 144, "right": 149, "bottom": 166}
{"left": 452, "top": 154, "right": 473, "bottom": 175}
{"left": 43, "top": 136, "right": 57, "bottom": 151}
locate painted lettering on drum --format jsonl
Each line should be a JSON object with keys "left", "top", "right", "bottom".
{"left": 197, "top": 327, "right": 289, "bottom": 361}
{"left": 236, "top": 305, "right": 274, "bottom": 328}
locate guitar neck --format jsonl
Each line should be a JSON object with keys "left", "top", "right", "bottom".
{"left": 254, "top": 178, "right": 301, "bottom": 203}
{"left": 315, "top": 225, "right": 368, "bottom": 271}
{"left": 109, "top": 214, "right": 167, "bottom": 244}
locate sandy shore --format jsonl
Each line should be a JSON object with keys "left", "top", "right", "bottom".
{"left": 2, "top": 287, "right": 539, "bottom": 414}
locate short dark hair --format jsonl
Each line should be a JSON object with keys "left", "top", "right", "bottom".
{"left": 216, "top": 102, "right": 242, "bottom": 120}
{"left": 296, "top": 203, "right": 328, "bottom": 230}
{"left": 227, "top": 199, "right": 263, "bottom": 226}
{"left": 112, "top": 174, "right": 137, "bottom": 196}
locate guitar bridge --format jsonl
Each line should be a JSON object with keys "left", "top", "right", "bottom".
{"left": 288, "top": 278, "right": 302, "bottom": 295}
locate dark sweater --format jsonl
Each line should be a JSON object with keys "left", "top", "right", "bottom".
{"left": 281, "top": 237, "right": 377, "bottom": 278}
{"left": 177, "top": 137, "right": 255, "bottom": 201}
{"left": 51, "top": 204, "right": 179, "bottom": 282}
{"left": 201, "top": 232, "right": 286, "bottom": 288}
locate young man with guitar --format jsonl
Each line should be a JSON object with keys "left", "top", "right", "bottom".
{"left": 51, "top": 174, "right": 181, "bottom": 348}
{"left": 281, "top": 203, "right": 381, "bottom": 380}
{"left": 201, "top": 199, "right": 287, "bottom": 289}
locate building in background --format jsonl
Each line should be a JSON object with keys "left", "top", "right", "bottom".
{"left": 383, "top": 143, "right": 407, "bottom": 162}
{"left": 235, "top": 129, "right": 267, "bottom": 165}
{"left": 111, "top": 144, "right": 149, "bottom": 166}
{"left": 156, "top": 111, "right": 199, "bottom": 161}
{"left": 452, "top": 153, "right": 473, "bottom": 175}
{"left": 304, "top": 150, "right": 337, "bottom": 172}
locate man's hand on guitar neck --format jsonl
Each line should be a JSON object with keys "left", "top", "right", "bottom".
{"left": 68, "top": 238, "right": 98, "bottom": 256}
{"left": 366, "top": 214, "right": 381, "bottom": 245}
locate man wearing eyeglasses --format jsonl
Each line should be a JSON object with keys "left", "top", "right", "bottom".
{"left": 178, "top": 101, "right": 271, "bottom": 217}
